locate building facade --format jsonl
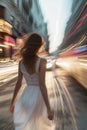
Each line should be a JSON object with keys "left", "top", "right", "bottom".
{"left": 18, "top": 0, "right": 49, "bottom": 51}
{"left": 59, "top": 0, "right": 87, "bottom": 51}
{"left": 0, "top": 0, "right": 28, "bottom": 58}
{"left": 0, "top": 0, "right": 49, "bottom": 59}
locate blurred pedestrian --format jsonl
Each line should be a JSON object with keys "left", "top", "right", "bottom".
{"left": 10, "top": 33, "right": 55, "bottom": 130}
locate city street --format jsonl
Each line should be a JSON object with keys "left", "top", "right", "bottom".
{"left": 0, "top": 63, "right": 87, "bottom": 130}
{"left": 0, "top": 0, "right": 87, "bottom": 130}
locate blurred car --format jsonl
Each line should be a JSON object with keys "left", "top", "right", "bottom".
{"left": 43, "top": 56, "right": 56, "bottom": 70}
{"left": 56, "top": 55, "right": 87, "bottom": 89}
{"left": 46, "top": 59, "right": 53, "bottom": 70}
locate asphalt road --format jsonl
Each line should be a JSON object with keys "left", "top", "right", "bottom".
{"left": 0, "top": 66, "right": 87, "bottom": 130}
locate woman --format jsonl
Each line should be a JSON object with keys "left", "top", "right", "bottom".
{"left": 10, "top": 33, "right": 55, "bottom": 130}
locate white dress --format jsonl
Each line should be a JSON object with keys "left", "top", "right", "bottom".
{"left": 13, "top": 58, "right": 55, "bottom": 130}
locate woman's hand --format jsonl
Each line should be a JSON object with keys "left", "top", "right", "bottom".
{"left": 47, "top": 109, "right": 54, "bottom": 120}
{"left": 10, "top": 103, "right": 15, "bottom": 113}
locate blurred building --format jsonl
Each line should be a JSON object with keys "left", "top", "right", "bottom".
{"left": 21, "top": 0, "right": 49, "bottom": 51}
{"left": 0, "top": 0, "right": 49, "bottom": 59}
{"left": 0, "top": 0, "right": 28, "bottom": 59}
{"left": 59, "top": 0, "right": 87, "bottom": 51}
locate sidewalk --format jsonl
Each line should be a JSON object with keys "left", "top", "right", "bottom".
{"left": 0, "top": 58, "right": 18, "bottom": 66}
{"left": 0, "top": 58, "right": 10, "bottom": 63}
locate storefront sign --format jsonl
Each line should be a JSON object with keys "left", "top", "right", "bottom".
{"left": 4, "top": 36, "right": 15, "bottom": 44}
{"left": 4, "top": 36, "right": 15, "bottom": 47}
{"left": 0, "top": 19, "right": 12, "bottom": 35}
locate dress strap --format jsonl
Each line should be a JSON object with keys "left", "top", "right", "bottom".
{"left": 19, "top": 60, "right": 23, "bottom": 72}
{"left": 36, "top": 58, "right": 41, "bottom": 73}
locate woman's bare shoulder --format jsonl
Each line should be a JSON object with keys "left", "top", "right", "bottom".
{"left": 19, "top": 59, "right": 23, "bottom": 63}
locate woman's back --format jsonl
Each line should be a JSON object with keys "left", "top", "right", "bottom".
{"left": 20, "top": 57, "right": 41, "bottom": 86}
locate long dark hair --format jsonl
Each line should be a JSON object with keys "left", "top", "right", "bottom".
{"left": 20, "top": 33, "right": 44, "bottom": 73}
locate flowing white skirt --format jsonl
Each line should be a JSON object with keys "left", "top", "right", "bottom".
{"left": 13, "top": 85, "right": 55, "bottom": 130}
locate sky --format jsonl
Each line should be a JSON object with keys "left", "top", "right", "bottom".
{"left": 39, "top": 0, "right": 73, "bottom": 52}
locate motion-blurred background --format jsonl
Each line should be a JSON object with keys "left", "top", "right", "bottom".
{"left": 0, "top": 0, "right": 87, "bottom": 130}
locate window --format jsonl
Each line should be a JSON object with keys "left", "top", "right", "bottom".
{"left": 15, "top": 21, "right": 19, "bottom": 29}
{"left": 14, "top": 0, "right": 19, "bottom": 7}
{"left": 29, "top": 14, "right": 33, "bottom": 24}
{"left": 10, "top": 16, "right": 14, "bottom": 24}
{"left": 0, "top": 6, "right": 5, "bottom": 19}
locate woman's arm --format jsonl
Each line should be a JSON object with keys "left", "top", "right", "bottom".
{"left": 10, "top": 61, "right": 23, "bottom": 112}
{"left": 39, "top": 59, "right": 52, "bottom": 111}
